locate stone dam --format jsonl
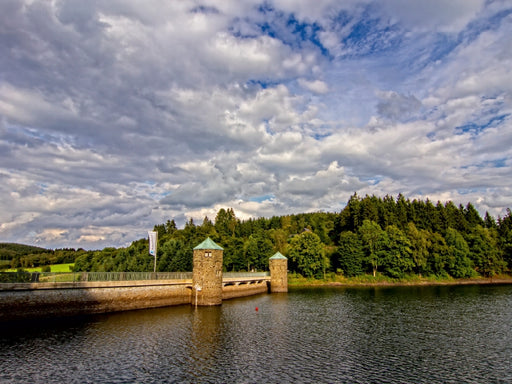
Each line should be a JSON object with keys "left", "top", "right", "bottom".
{"left": 0, "top": 238, "right": 288, "bottom": 321}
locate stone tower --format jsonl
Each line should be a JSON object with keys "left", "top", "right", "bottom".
{"left": 192, "top": 237, "right": 224, "bottom": 306}
{"left": 269, "top": 252, "right": 288, "bottom": 293}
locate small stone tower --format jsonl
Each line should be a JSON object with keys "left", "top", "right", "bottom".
{"left": 192, "top": 237, "right": 224, "bottom": 306}
{"left": 269, "top": 252, "right": 288, "bottom": 293}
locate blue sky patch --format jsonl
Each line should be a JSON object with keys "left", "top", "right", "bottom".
{"left": 456, "top": 114, "right": 509, "bottom": 136}
{"left": 341, "top": 13, "right": 402, "bottom": 57}
{"left": 254, "top": 4, "right": 329, "bottom": 56}
{"left": 475, "top": 158, "right": 508, "bottom": 169}
{"left": 249, "top": 194, "right": 275, "bottom": 203}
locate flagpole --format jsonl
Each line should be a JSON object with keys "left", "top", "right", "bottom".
{"left": 154, "top": 231, "right": 157, "bottom": 273}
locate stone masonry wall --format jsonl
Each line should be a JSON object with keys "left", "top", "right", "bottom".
{"left": 270, "top": 258, "right": 288, "bottom": 292}
{"left": 222, "top": 281, "right": 268, "bottom": 300}
{"left": 0, "top": 281, "right": 191, "bottom": 322}
{"left": 192, "top": 248, "right": 223, "bottom": 306}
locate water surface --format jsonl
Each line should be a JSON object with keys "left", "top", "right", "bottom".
{"left": 1, "top": 284, "right": 511, "bottom": 383}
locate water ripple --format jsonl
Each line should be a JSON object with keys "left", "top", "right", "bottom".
{"left": 1, "top": 285, "right": 512, "bottom": 383}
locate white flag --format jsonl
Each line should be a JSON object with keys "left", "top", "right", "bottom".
{"left": 148, "top": 231, "right": 157, "bottom": 256}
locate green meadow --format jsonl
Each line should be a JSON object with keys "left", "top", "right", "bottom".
{"left": 4, "top": 263, "right": 74, "bottom": 273}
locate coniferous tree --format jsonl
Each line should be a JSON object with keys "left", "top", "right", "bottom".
{"left": 484, "top": 212, "right": 497, "bottom": 229}
{"left": 395, "top": 194, "right": 409, "bottom": 229}
{"left": 464, "top": 203, "right": 484, "bottom": 228}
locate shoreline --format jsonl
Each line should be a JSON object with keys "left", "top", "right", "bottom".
{"left": 288, "top": 276, "right": 512, "bottom": 288}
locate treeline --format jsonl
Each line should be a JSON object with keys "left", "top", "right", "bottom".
{"left": 73, "top": 209, "right": 338, "bottom": 273}
{"left": 0, "top": 243, "right": 48, "bottom": 259}
{"left": 0, "top": 243, "right": 89, "bottom": 270}
{"left": 73, "top": 194, "right": 512, "bottom": 279}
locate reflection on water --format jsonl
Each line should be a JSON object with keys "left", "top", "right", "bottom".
{"left": 189, "top": 306, "right": 222, "bottom": 381}
{"left": 1, "top": 285, "right": 512, "bottom": 383}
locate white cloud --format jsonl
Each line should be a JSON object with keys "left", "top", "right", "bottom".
{"left": 208, "top": 33, "right": 293, "bottom": 77}
{"left": 298, "top": 79, "right": 329, "bottom": 94}
{"left": 0, "top": 84, "right": 79, "bottom": 127}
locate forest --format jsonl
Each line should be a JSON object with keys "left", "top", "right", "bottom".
{"left": 3, "top": 194, "right": 512, "bottom": 279}
{"left": 70, "top": 194, "right": 512, "bottom": 279}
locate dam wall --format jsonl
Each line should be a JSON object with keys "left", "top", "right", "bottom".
{"left": 222, "top": 280, "right": 269, "bottom": 300}
{"left": 0, "top": 281, "right": 193, "bottom": 322}
{"left": 0, "top": 238, "right": 287, "bottom": 321}
{"left": 0, "top": 277, "right": 274, "bottom": 321}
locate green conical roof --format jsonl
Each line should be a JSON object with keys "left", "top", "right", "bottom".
{"left": 193, "top": 237, "right": 223, "bottom": 250}
{"left": 270, "top": 252, "right": 287, "bottom": 260}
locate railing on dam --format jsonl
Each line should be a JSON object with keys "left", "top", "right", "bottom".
{"left": 0, "top": 271, "right": 193, "bottom": 284}
{"left": 81, "top": 272, "right": 193, "bottom": 282}
{"left": 0, "top": 271, "right": 269, "bottom": 284}
{"left": 223, "top": 272, "right": 270, "bottom": 278}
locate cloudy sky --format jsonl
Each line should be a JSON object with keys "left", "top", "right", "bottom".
{"left": 1, "top": 0, "right": 511, "bottom": 249}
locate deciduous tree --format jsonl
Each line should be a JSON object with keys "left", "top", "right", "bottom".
{"left": 289, "top": 231, "right": 326, "bottom": 278}
{"left": 359, "top": 220, "right": 386, "bottom": 277}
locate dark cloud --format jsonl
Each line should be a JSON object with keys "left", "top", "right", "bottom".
{"left": 376, "top": 91, "right": 422, "bottom": 121}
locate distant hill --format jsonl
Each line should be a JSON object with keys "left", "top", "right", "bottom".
{"left": 0, "top": 243, "right": 49, "bottom": 259}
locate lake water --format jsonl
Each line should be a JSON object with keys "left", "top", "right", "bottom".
{"left": 1, "top": 284, "right": 512, "bottom": 383}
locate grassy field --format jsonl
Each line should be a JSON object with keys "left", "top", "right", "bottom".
{"left": 3, "top": 263, "right": 74, "bottom": 273}
{"left": 288, "top": 273, "right": 512, "bottom": 287}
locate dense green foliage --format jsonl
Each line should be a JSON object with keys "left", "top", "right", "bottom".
{"left": 331, "top": 194, "right": 511, "bottom": 278}
{"left": 72, "top": 208, "right": 339, "bottom": 273}
{"left": 6, "top": 194, "right": 512, "bottom": 279}
{"left": 288, "top": 231, "right": 327, "bottom": 278}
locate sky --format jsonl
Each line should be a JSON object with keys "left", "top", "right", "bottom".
{"left": 1, "top": 0, "right": 511, "bottom": 250}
